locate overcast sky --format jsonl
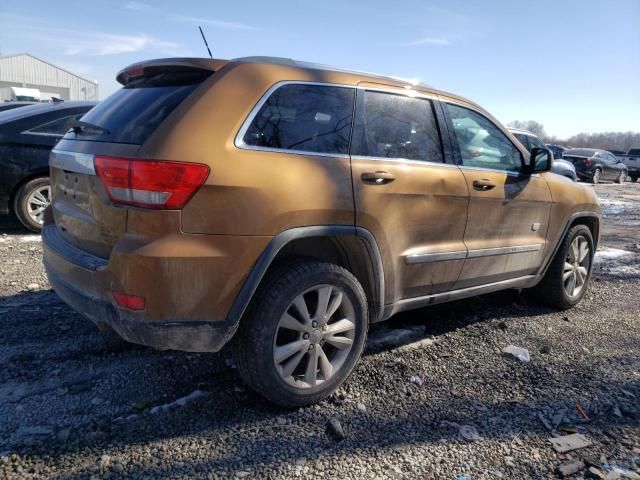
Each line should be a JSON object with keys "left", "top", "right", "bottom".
{"left": 1, "top": 0, "right": 639, "bottom": 138}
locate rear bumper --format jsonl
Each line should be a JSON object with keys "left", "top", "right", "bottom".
{"left": 45, "top": 262, "right": 236, "bottom": 351}
{"left": 42, "top": 224, "right": 270, "bottom": 352}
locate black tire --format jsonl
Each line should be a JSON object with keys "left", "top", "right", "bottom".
{"left": 630, "top": 176, "right": 638, "bottom": 183}
{"left": 13, "top": 177, "right": 50, "bottom": 232}
{"left": 531, "top": 225, "right": 594, "bottom": 310}
{"left": 591, "top": 168, "right": 601, "bottom": 184}
{"left": 616, "top": 170, "right": 626, "bottom": 184}
{"left": 233, "top": 259, "right": 368, "bottom": 407}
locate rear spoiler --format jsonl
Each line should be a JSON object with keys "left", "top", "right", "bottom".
{"left": 116, "top": 57, "right": 228, "bottom": 85}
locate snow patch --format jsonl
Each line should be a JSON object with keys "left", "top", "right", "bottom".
{"left": 594, "top": 247, "right": 635, "bottom": 263}
{"left": 19, "top": 235, "right": 42, "bottom": 243}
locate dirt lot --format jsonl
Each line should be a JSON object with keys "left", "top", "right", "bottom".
{"left": 1, "top": 183, "right": 639, "bottom": 480}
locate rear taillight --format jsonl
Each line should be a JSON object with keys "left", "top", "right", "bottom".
{"left": 582, "top": 158, "right": 593, "bottom": 165}
{"left": 94, "top": 156, "right": 209, "bottom": 209}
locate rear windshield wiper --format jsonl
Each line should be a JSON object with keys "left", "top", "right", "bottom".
{"left": 70, "top": 120, "right": 111, "bottom": 135}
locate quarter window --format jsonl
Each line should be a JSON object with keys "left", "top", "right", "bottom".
{"left": 446, "top": 104, "right": 522, "bottom": 172}
{"left": 242, "top": 84, "right": 355, "bottom": 155}
{"left": 352, "top": 91, "right": 443, "bottom": 162}
{"left": 28, "top": 114, "right": 84, "bottom": 135}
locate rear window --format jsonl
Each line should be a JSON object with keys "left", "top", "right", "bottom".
{"left": 67, "top": 67, "right": 212, "bottom": 145}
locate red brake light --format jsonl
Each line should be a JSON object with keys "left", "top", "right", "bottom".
{"left": 94, "top": 156, "right": 209, "bottom": 209}
{"left": 112, "top": 291, "right": 146, "bottom": 311}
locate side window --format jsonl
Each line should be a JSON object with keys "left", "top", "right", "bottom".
{"left": 242, "top": 84, "right": 355, "bottom": 155}
{"left": 528, "top": 135, "right": 546, "bottom": 150}
{"left": 513, "top": 133, "right": 530, "bottom": 151}
{"left": 446, "top": 104, "right": 522, "bottom": 172}
{"left": 28, "top": 114, "right": 83, "bottom": 135}
{"left": 352, "top": 90, "right": 443, "bottom": 162}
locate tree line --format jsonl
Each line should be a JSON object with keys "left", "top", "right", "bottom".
{"left": 508, "top": 120, "right": 640, "bottom": 151}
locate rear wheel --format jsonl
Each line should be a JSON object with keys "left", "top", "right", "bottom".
{"left": 14, "top": 177, "right": 51, "bottom": 232}
{"left": 630, "top": 175, "right": 639, "bottom": 183}
{"left": 531, "top": 225, "right": 594, "bottom": 309}
{"left": 591, "top": 168, "right": 601, "bottom": 184}
{"left": 233, "top": 259, "right": 368, "bottom": 407}
{"left": 616, "top": 170, "right": 626, "bottom": 184}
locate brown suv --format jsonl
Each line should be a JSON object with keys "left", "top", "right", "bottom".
{"left": 43, "top": 57, "right": 600, "bottom": 406}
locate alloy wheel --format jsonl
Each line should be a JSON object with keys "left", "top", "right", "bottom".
{"left": 26, "top": 185, "right": 51, "bottom": 225}
{"left": 273, "top": 284, "right": 356, "bottom": 389}
{"left": 563, "top": 236, "right": 590, "bottom": 298}
{"left": 593, "top": 169, "right": 601, "bottom": 184}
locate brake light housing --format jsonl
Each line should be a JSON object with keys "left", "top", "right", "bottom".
{"left": 94, "top": 156, "right": 209, "bottom": 209}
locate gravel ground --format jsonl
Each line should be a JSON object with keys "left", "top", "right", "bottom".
{"left": 1, "top": 183, "right": 639, "bottom": 480}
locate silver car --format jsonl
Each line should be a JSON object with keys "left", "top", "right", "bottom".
{"left": 509, "top": 128, "right": 577, "bottom": 181}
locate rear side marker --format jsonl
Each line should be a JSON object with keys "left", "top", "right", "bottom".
{"left": 112, "top": 291, "right": 146, "bottom": 311}
{"left": 94, "top": 156, "right": 209, "bottom": 209}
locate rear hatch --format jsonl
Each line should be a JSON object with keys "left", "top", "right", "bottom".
{"left": 50, "top": 60, "right": 218, "bottom": 258}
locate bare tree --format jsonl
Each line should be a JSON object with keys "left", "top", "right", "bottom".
{"left": 508, "top": 120, "right": 547, "bottom": 139}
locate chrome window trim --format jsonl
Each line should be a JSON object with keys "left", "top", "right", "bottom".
{"left": 351, "top": 155, "right": 455, "bottom": 168}
{"left": 49, "top": 149, "right": 96, "bottom": 175}
{"left": 457, "top": 165, "right": 540, "bottom": 178}
{"left": 234, "top": 80, "right": 441, "bottom": 160}
{"left": 234, "top": 81, "right": 356, "bottom": 158}
{"left": 22, "top": 131, "right": 65, "bottom": 138}
{"left": 405, "top": 243, "right": 543, "bottom": 264}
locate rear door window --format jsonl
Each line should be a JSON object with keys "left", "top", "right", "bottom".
{"left": 242, "top": 84, "right": 355, "bottom": 155}
{"left": 351, "top": 90, "right": 443, "bottom": 162}
{"left": 66, "top": 67, "right": 212, "bottom": 145}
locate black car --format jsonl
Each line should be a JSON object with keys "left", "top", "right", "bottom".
{"left": 0, "top": 101, "right": 97, "bottom": 231}
{"left": 0, "top": 101, "right": 36, "bottom": 113}
{"left": 546, "top": 144, "right": 566, "bottom": 159}
{"left": 563, "top": 148, "right": 628, "bottom": 184}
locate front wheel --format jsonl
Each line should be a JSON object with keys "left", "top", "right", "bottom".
{"left": 14, "top": 177, "right": 51, "bottom": 232}
{"left": 233, "top": 260, "right": 368, "bottom": 407}
{"left": 530, "top": 225, "right": 594, "bottom": 309}
{"left": 630, "top": 175, "right": 639, "bottom": 183}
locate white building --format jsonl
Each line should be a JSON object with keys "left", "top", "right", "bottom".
{"left": 0, "top": 53, "right": 98, "bottom": 102}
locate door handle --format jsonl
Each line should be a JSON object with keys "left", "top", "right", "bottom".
{"left": 361, "top": 171, "right": 395, "bottom": 185}
{"left": 472, "top": 179, "right": 496, "bottom": 191}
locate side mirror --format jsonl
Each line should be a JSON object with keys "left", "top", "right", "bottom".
{"left": 529, "top": 147, "right": 553, "bottom": 173}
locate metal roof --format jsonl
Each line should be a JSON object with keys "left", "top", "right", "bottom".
{"left": 0, "top": 53, "right": 96, "bottom": 84}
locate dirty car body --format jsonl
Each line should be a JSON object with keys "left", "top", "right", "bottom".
{"left": 43, "top": 56, "right": 601, "bottom": 406}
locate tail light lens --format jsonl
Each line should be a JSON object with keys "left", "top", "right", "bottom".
{"left": 112, "top": 291, "right": 146, "bottom": 310}
{"left": 582, "top": 158, "right": 593, "bottom": 165}
{"left": 94, "top": 156, "right": 209, "bottom": 209}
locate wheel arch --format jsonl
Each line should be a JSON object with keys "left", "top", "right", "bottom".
{"left": 226, "top": 226, "right": 385, "bottom": 329}
{"left": 538, "top": 212, "right": 600, "bottom": 278}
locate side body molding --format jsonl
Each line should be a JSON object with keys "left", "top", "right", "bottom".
{"left": 225, "top": 226, "right": 386, "bottom": 328}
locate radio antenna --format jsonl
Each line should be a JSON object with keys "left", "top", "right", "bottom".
{"left": 198, "top": 26, "right": 213, "bottom": 59}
